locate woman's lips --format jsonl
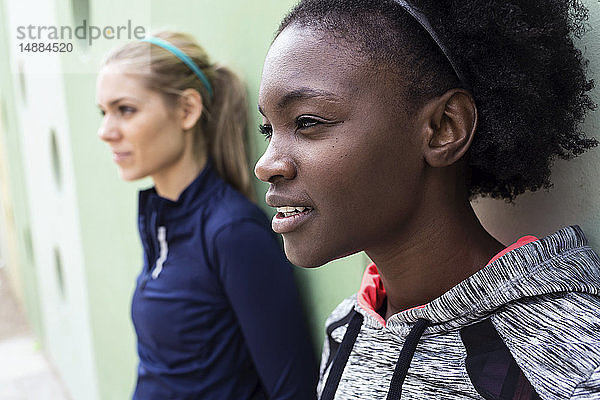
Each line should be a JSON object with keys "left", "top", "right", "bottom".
{"left": 112, "top": 151, "right": 132, "bottom": 163}
{"left": 272, "top": 206, "right": 315, "bottom": 234}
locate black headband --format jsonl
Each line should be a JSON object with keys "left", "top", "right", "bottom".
{"left": 393, "top": 0, "right": 471, "bottom": 89}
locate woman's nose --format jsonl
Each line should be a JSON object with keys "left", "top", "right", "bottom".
{"left": 97, "top": 115, "right": 121, "bottom": 142}
{"left": 254, "top": 142, "right": 296, "bottom": 183}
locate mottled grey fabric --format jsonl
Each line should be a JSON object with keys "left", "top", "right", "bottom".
{"left": 317, "top": 226, "right": 600, "bottom": 399}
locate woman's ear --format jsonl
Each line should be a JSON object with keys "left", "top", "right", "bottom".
{"left": 178, "top": 88, "right": 203, "bottom": 131}
{"left": 420, "top": 89, "right": 477, "bottom": 168}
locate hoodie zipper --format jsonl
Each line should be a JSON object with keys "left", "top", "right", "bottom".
{"left": 140, "top": 199, "right": 163, "bottom": 289}
{"left": 151, "top": 226, "right": 168, "bottom": 279}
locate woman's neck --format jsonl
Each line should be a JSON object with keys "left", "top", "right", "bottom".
{"left": 366, "top": 195, "right": 504, "bottom": 321}
{"left": 152, "top": 150, "right": 207, "bottom": 201}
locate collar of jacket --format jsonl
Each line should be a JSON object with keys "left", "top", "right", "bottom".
{"left": 138, "top": 159, "right": 222, "bottom": 221}
{"left": 353, "top": 225, "right": 600, "bottom": 336}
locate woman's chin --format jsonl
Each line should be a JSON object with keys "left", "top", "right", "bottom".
{"left": 118, "top": 169, "right": 143, "bottom": 182}
{"left": 285, "top": 242, "right": 364, "bottom": 269}
{"left": 283, "top": 242, "right": 333, "bottom": 269}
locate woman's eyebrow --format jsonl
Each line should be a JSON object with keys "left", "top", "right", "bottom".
{"left": 99, "top": 96, "right": 140, "bottom": 108}
{"left": 257, "top": 88, "right": 342, "bottom": 116}
{"left": 276, "top": 88, "right": 341, "bottom": 110}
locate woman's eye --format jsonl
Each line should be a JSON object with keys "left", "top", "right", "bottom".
{"left": 99, "top": 109, "right": 106, "bottom": 117}
{"left": 258, "top": 124, "right": 273, "bottom": 140}
{"left": 295, "top": 116, "right": 321, "bottom": 130}
{"left": 119, "top": 105, "right": 136, "bottom": 115}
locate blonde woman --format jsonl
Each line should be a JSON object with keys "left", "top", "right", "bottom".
{"left": 96, "top": 32, "right": 317, "bottom": 399}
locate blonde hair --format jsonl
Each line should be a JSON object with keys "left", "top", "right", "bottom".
{"left": 103, "top": 31, "right": 253, "bottom": 199}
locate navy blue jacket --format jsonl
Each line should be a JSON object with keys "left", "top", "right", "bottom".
{"left": 132, "top": 162, "right": 317, "bottom": 399}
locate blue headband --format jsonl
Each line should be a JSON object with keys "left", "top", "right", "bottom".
{"left": 393, "top": 0, "right": 471, "bottom": 89}
{"left": 141, "top": 36, "right": 214, "bottom": 98}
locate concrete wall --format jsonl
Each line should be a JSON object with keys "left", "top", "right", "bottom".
{"left": 0, "top": 1, "right": 597, "bottom": 399}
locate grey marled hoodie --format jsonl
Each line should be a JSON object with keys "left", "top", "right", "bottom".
{"left": 317, "top": 226, "right": 600, "bottom": 399}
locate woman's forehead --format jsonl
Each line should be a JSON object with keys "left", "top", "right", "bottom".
{"left": 259, "top": 25, "right": 387, "bottom": 107}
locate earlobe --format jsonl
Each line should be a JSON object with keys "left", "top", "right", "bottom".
{"left": 180, "top": 88, "right": 203, "bottom": 131}
{"left": 423, "top": 89, "right": 477, "bottom": 168}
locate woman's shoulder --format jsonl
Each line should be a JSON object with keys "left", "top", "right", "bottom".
{"left": 323, "top": 294, "right": 359, "bottom": 333}
{"left": 492, "top": 291, "right": 600, "bottom": 399}
{"left": 493, "top": 290, "right": 600, "bottom": 341}
{"left": 205, "top": 183, "right": 271, "bottom": 234}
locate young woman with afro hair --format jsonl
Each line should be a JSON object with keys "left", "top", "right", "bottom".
{"left": 255, "top": 0, "right": 600, "bottom": 399}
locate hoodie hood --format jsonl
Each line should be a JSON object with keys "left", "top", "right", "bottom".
{"left": 354, "top": 225, "right": 600, "bottom": 335}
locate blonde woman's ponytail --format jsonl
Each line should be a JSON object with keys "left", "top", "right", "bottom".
{"left": 205, "top": 66, "right": 253, "bottom": 200}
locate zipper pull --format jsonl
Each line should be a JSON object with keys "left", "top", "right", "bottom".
{"left": 151, "top": 226, "right": 168, "bottom": 279}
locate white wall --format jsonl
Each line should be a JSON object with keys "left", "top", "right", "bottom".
{"left": 3, "top": 0, "right": 99, "bottom": 398}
